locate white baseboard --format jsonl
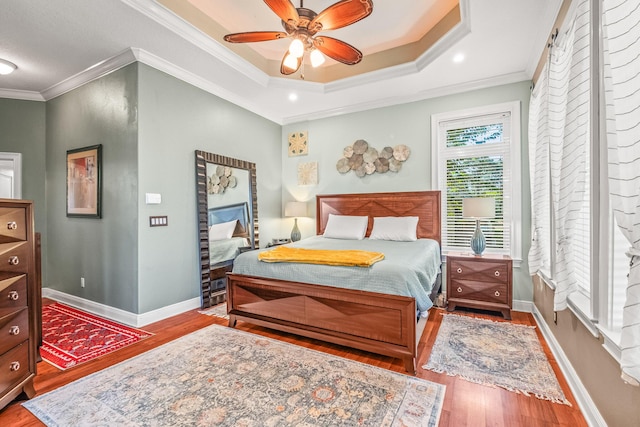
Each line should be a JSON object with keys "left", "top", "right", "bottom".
{"left": 513, "top": 299, "right": 533, "bottom": 313}
{"left": 42, "top": 288, "right": 201, "bottom": 327}
{"left": 532, "top": 306, "right": 607, "bottom": 427}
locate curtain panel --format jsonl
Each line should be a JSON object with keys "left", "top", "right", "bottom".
{"left": 528, "top": 0, "right": 591, "bottom": 311}
{"left": 603, "top": 0, "right": 640, "bottom": 386}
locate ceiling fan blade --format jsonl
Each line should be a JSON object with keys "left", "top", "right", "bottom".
{"left": 223, "top": 31, "right": 288, "bottom": 43}
{"left": 280, "top": 52, "right": 302, "bottom": 75}
{"left": 264, "top": 0, "right": 300, "bottom": 25}
{"left": 314, "top": 36, "right": 363, "bottom": 65}
{"left": 308, "top": 0, "right": 373, "bottom": 33}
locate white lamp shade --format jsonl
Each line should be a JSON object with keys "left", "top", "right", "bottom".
{"left": 288, "top": 39, "right": 305, "bottom": 58}
{"left": 310, "top": 49, "right": 325, "bottom": 67}
{"left": 463, "top": 197, "right": 495, "bottom": 218}
{"left": 283, "top": 53, "right": 299, "bottom": 70}
{"left": 285, "top": 201, "right": 307, "bottom": 218}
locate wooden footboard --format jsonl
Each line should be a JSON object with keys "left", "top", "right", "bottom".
{"left": 226, "top": 273, "right": 419, "bottom": 374}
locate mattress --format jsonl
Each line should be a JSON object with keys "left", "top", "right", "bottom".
{"left": 232, "top": 235, "right": 441, "bottom": 313}
{"left": 210, "top": 236, "right": 249, "bottom": 265}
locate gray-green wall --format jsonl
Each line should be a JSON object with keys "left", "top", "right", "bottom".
{"left": 43, "top": 63, "right": 281, "bottom": 314}
{"left": 46, "top": 64, "right": 140, "bottom": 312}
{"left": 136, "top": 64, "right": 281, "bottom": 313}
{"left": 282, "top": 81, "right": 533, "bottom": 303}
{"left": 0, "top": 97, "right": 46, "bottom": 270}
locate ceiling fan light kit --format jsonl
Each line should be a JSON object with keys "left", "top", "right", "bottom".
{"left": 223, "top": 0, "right": 373, "bottom": 76}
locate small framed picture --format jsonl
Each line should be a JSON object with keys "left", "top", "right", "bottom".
{"left": 66, "top": 144, "right": 102, "bottom": 218}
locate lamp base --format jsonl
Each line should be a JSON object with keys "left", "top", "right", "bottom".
{"left": 470, "top": 219, "right": 486, "bottom": 255}
{"left": 290, "top": 218, "right": 301, "bottom": 242}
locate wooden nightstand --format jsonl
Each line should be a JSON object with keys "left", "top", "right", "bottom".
{"left": 446, "top": 252, "right": 513, "bottom": 319}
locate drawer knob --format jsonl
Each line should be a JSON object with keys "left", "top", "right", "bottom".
{"left": 457, "top": 287, "right": 463, "bottom": 293}
{"left": 10, "top": 361, "right": 20, "bottom": 371}
{"left": 8, "top": 256, "right": 19, "bottom": 266}
{"left": 494, "top": 271, "right": 500, "bottom": 277}
{"left": 8, "top": 291, "right": 19, "bottom": 301}
{"left": 494, "top": 291, "right": 501, "bottom": 297}
{"left": 456, "top": 267, "right": 463, "bottom": 274}
{"left": 9, "top": 326, "right": 20, "bottom": 335}
{"left": 7, "top": 221, "right": 17, "bottom": 230}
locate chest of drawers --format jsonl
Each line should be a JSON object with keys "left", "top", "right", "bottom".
{"left": 0, "top": 200, "right": 37, "bottom": 410}
{"left": 446, "top": 252, "right": 513, "bottom": 319}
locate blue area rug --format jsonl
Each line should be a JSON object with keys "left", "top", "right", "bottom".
{"left": 423, "top": 313, "right": 570, "bottom": 405}
{"left": 25, "top": 324, "right": 445, "bottom": 426}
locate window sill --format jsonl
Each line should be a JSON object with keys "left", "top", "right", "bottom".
{"left": 596, "top": 325, "right": 622, "bottom": 363}
{"left": 567, "top": 292, "right": 599, "bottom": 338}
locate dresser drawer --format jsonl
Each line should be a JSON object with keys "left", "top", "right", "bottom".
{"left": 0, "top": 208, "right": 26, "bottom": 243}
{"left": 449, "top": 259, "right": 509, "bottom": 284}
{"left": 450, "top": 279, "right": 509, "bottom": 304}
{"left": 0, "top": 343, "right": 30, "bottom": 395}
{"left": 0, "top": 308, "right": 28, "bottom": 356}
{"left": 0, "top": 275, "right": 27, "bottom": 310}
{"left": 0, "top": 242, "right": 30, "bottom": 274}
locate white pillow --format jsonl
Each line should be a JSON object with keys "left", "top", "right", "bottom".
{"left": 323, "top": 214, "right": 368, "bottom": 240}
{"left": 209, "top": 220, "right": 237, "bottom": 241}
{"left": 369, "top": 216, "right": 419, "bottom": 241}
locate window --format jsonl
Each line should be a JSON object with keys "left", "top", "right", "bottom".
{"left": 529, "top": 0, "right": 640, "bottom": 372}
{"left": 432, "top": 102, "right": 522, "bottom": 263}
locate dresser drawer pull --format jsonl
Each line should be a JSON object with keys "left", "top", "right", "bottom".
{"left": 8, "top": 290, "right": 19, "bottom": 301}
{"left": 9, "top": 326, "right": 20, "bottom": 335}
{"left": 494, "top": 271, "right": 500, "bottom": 277}
{"left": 9, "top": 361, "right": 20, "bottom": 371}
{"left": 457, "top": 287, "right": 463, "bottom": 293}
{"left": 8, "top": 256, "right": 19, "bottom": 266}
{"left": 494, "top": 291, "right": 501, "bottom": 297}
{"left": 7, "top": 221, "right": 17, "bottom": 230}
{"left": 456, "top": 267, "right": 463, "bottom": 274}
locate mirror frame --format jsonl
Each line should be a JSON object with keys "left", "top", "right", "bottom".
{"left": 195, "top": 150, "right": 259, "bottom": 308}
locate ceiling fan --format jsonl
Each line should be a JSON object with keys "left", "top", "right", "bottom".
{"left": 223, "top": 0, "right": 374, "bottom": 76}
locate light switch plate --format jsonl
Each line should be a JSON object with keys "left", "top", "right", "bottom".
{"left": 145, "top": 193, "right": 162, "bottom": 204}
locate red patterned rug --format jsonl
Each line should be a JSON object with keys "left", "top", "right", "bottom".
{"left": 41, "top": 303, "right": 152, "bottom": 370}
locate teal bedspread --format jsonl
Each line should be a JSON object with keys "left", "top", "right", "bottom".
{"left": 232, "top": 236, "right": 441, "bottom": 314}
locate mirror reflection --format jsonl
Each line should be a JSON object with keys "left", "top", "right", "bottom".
{"left": 195, "top": 150, "right": 258, "bottom": 308}
{"left": 206, "top": 163, "right": 252, "bottom": 265}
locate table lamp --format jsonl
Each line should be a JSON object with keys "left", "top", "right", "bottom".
{"left": 285, "top": 201, "right": 307, "bottom": 242}
{"left": 462, "top": 197, "right": 495, "bottom": 255}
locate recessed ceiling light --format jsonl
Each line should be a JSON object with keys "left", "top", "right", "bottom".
{"left": 0, "top": 58, "right": 17, "bottom": 75}
{"left": 453, "top": 53, "right": 465, "bottom": 63}
{"left": 289, "top": 93, "right": 298, "bottom": 102}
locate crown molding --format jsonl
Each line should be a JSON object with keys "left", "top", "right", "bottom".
{"left": 41, "top": 49, "right": 137, "bottom": 100}
{"left": 132, "top": 48, "right": 281, "bottom": 124}
{"left": 0, "top": 88, "right": 44, "bottom": 101}
{"left": 120, "top": 0, "right": 270, "bottom": 88}
{"left": 281, "top": 70, "right": 530, "bottom": 125}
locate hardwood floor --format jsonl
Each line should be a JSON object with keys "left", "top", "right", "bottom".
{"left": 0, "top": 299, "right": 588, "bottom": 426}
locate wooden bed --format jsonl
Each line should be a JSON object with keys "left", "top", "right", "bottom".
{"left": 226, "top": 191, "right": 441, "bottom": 374}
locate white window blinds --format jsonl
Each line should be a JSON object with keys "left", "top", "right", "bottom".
{"left": 438, "top": 111, "right": 513, "bottom": 255}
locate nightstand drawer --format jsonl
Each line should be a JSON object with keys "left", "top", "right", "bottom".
{"left": 450, "top": 279, "right": 509, "bottom": 304}
{"left": 449, "top": 259, "right": 509, "bottom": 284}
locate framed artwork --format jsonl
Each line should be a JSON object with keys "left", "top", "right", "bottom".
{"left": 288, "top": 131, "right": 308, "bottom": 156}
{"left": 298, "top": 161, "right": 318, "bottom": 185}
{"left": 66, "top": 144, "right": 102, "bottom": 218}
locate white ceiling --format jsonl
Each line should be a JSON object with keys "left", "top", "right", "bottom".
{"left": 0, "top": 0, "right": 561, "bottom": 125}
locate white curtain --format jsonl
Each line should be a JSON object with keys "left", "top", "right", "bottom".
{"left": 528, "top": 0, "right": 591, "bottom": 311}
{"left": 603, "top": 0, "right": 640, "bottom": 386}
{"left": 528, "top": 63, "right": 551, "bottom": 275}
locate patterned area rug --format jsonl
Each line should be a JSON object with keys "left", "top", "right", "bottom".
{"left": 198, "top": 302, "right": 229, "bottom": 319}
{"left": 423, "top": 313, "right": 570, "bottom": 405}
{"left": 41, "top": 303, "right": 152, "bottom": 370}
{"left": 25, "top": 324, "right": 445, "bottom": 426}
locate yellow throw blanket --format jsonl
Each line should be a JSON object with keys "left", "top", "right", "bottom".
{"left": 258, "top": 246, "right": 385, "bottom": 267}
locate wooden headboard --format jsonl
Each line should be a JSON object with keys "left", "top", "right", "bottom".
{"left": 316, "top": 191, "right": 441, "bottom": 243}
